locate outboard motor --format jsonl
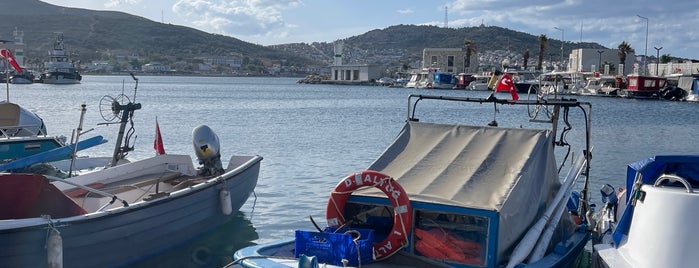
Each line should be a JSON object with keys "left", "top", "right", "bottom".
{"left": 192, "top": 125, "right": 224, "bottom": 176}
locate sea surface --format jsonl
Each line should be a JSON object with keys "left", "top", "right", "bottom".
{"left": 7, "top": 75, "right": 698, "bottom": 267}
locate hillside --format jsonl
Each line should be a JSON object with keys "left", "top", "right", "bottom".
{"left": 0, "top": 0, "right": 317, "bottom": 67}
{"left": 0, "top": 0, "right": 613, "bottom": 73}
{"left": 274, "top": 24, "right": 608, "bottom": 69}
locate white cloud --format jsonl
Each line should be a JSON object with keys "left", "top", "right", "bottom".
{"left": 105, "top": 0, "right": 141, "bottom": 8}
{"left": 397, "top": 9, "right": 413, "bottom": 14}
{"left": 172, "top": 0, "right": 301, "bottom": 36}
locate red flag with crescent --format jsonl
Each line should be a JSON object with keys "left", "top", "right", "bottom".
{"left": 0, "top": 49, "right": 22, "bottom": 73}
{"left": 495, "top": 73, "right": 519, "bottom": 101}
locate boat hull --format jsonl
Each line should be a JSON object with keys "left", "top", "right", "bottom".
{"left": 0, "top": 155, "right": 261, "bottom": 267}
{"left": 233, "top": 230, "right": 589, "bottom": 268}
{"left": 0, "top": 136, "right": 64, "bottom": 163}
{"left": 40, "top": 72, "right": 81, "bottom": 84}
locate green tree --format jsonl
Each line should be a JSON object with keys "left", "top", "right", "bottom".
{"left": 537, "top": 34, "right": 547, "bottom": 71}
{"left": 617, "top": 41, "right": 634, "bottom": 75}
{"left": 464, "top": 39, "right": 476, "bottom": 70}
{"left": 660, "top": 54, "right": 672, "bottom": 64}
{"left": 523, "top": 49, "right": 530, "bottom": 69}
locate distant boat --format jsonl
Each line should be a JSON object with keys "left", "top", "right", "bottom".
{"left": 9, "top": 71, "right": 35, "bottom": 84}
{"left": 39, "top": 34, "right": 81, "bottom": 84}
{"left": 619, "top": 75, "right": 668, "bottom": 99}
{"left": 405, "top": 70, "right": 428, "bottom": 88}
{"left": 663, "top": 74, "right": 698, "bottom": 101}
{"left": 580, "top": 74, "right": 620, "bottom": 96}
{"left": 466, "top": 74, "right": 491, "bottom": 91}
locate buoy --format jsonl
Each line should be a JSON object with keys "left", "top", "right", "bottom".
{"left": 47, "top": 228, "right": 63, "bottom": 268}
{"left": 326, "top": 170, "right": 413, "bottom": 260}
{"left": 220, "top": 189, "right": 232, "bottom": 215}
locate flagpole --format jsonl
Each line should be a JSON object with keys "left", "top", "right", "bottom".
{"left": 5, "top": 59, "right": 9, "bottom": 102}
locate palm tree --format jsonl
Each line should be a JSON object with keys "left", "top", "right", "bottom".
{"left": 537, "top": 34, "right": 548, "bottom": 71}
{"left": 617, "top": 41, "right": 634, "bottom": 75}
{"left": 523, "top": 49, "right": 530, "bottom": 69}
{"left": 464, "top": 39, "right": 476, "bottom": 71}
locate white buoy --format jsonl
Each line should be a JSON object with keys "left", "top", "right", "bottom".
{"left": 47, "top": 228, "right": 63, "bottom": 268}
{"left": 220, "top": 189, "right": 232, "bottom": 215}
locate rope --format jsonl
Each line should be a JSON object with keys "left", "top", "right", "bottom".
{"left": 345, "top": 230, "right": 362, "bottom": 267}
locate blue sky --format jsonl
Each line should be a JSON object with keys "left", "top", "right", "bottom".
{"left": 42, "top": 0, "right": 699, "bottom": 59}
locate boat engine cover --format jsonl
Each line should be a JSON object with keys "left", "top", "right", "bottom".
{"left": 192, "top": 125, "right": 221, "bottom": 162}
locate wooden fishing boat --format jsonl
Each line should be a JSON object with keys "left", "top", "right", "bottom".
{"left": 0, "top": 74, "right": 262, "bottom": 267}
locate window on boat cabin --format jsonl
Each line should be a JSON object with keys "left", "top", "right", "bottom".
{"left": 644, "top": 79, "right": 656, "bottom": 88}
{"left": 345, "top": 70, "right": 351, "bottom": 80}
{"left": 431, "top": 56, "right": 438, "bottom": 66}
{"left": 628, "top": 78, "right": 638, "bottom": 87}
{"left": 448, "top": 55, "right": 455, "bottom": 73}
{"left": 353, "top": 70, "right": 359, "bottom": 81}
{"left": 343, "top": 202, "right": 488, "bottom": 266}
{"left": 414, "top": 210, "right": 488, "bottom": 266}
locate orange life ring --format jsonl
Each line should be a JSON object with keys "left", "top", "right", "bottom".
{"left": 326, "top": 170, "right": 413, "bottom": 260}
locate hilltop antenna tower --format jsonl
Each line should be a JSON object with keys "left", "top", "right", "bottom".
{"left": 444, "top": 6, "right": 448, "bottom": 28}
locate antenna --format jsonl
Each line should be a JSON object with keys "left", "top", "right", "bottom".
{"left": 444, "top": 6, "right": 448, "bottom": 28}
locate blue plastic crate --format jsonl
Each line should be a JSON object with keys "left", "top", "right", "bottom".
{"left": 294, "top": 228, "right": 374, "bottom": 266}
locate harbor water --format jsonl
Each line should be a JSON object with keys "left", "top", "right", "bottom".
{"left": 7, "top": 75, "right": 698, "bottom": 266}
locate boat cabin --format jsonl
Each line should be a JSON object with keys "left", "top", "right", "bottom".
{"left": 624, "top": 75, "right": 668, "bottom": 98}
{"left": 455, "top": 73, "right": 475, "bottom": 89}
{"left": 343, "top": 121, "right": 578, "bottom": 267}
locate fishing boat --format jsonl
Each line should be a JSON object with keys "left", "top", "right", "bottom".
{"left": 466, "top": 74, "right": 490, "bottom": 91}
{"left": 232, "top": 93, "right": 593, "bottom": 268}
{"left": 0, "top": 74, "right": 263, "bottom": 267}
{"left": 665, "top": 74, "right": 699, "bottom": 102}
{"left": 39, "top": 34, "right": 81, "bottom": 84}
{"left": 578, "top": 75, "right": 619, "bottom": 96}
{"left": 0, "top": 101, "right": 108, "bottom": 170}
{"left": 619, "top": 75, "right": 667, "bottom": 99}
{"left": 0, "top": 101, "right": 66, "bottom": 161}
{"left": 592, "top": 155, "right": 699, "bottom": 268}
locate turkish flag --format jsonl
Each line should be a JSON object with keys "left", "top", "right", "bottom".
{"left": 495, "top": 74, "right": 519, "bottom": 101}
{"left": 154, "top": 119, "right": 166, "bottom": 155}
{"left": 0, "top": 49, "right": 22, "bottom": 73}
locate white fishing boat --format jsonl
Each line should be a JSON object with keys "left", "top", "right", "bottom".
{"left": 1, "top": 50, "right": 102, "bottom": 166}
{"left": 39, "top": 34, "right": 81, "bottom": 84}
{"left": 0, "top": 74, "right": 263, "bottom": 267}
{"left": 405, "top": 70, "right": 428, "bottom": 88}
{"left": 466, "top": 74, "right": 490, "bottom": 91}
{"left": 231, "top": 93, "right": 594, "bottom": 268}
{"left": 592, "top": 155, "right": 699, "bottom": 268}
{"left": 665, "top": 74, "right": 699, "bottom": 102}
